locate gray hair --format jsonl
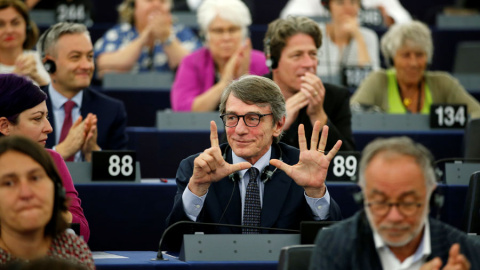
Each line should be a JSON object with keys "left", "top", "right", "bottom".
{"left": 38, "top": 22, "right": 90, "bottom": 57}
{"left": 197, "top": 0, "right": 251, "bottom": 40}
{"left": 264, "top": 16, "right": 322, "bottom": 68}
{"left": 358, "top": 137, "right": 437, "bottom": 193}
{"left": 380, "top": 20, "right": 433, "bottom": 68}
{"left": 219, "top": 75, "right": 286, "bottom": 143}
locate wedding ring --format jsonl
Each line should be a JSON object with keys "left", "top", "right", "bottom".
{"left": 313, "top": 91, "right": 318, "bottom": 96}
{"left": 317, "top": 149, "right": 325, "bottom": 153}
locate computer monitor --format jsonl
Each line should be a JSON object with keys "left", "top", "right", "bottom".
{"left": 300, "top": 221, "right": 336, "bottom": 244}
{"left": 462, "top": 171, "right": 480, "bottom": 234}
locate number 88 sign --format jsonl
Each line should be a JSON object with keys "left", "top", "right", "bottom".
{"left": 327, "top": 152, "right": 360, "bottom": 182}
{"left": 92, "top": 151, "right": 136, "bottom": 181}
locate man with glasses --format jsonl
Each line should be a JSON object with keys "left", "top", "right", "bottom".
{"left": 166, "top": 75, "right": 343, "bottom": 235}
{"left": 310, "top": 137, "right": 480, "bottom": 270}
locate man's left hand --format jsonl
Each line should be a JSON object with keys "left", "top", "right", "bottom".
{"left": 270, "top": 121, "right": 342, "bottom": 198}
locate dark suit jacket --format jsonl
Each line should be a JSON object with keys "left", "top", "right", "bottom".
{"left": 166, "top": 142, "right": 343, "bottom": 234}
{"left": 43, "top": 86, "right": 128, "bottom": 151}
{"left": 264, "top": 73, "right": 355, "bottom": 151}
{"left": 310, "top": 211, "right": 480, "bottom": 270}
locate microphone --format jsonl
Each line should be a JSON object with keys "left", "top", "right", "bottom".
{"left": 153, "top": 220, "right": 300, "bottom": 261}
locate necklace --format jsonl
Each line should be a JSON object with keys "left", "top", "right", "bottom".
{"left": 397, "top": 80, "right": 423, "bottom": 113}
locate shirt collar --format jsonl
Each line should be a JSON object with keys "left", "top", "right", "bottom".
{"left": 48, "top": 84, "right": 83, "bottom": 110}
{"left": 373, "top": 218, "right": 431, "bottom": 260}
{"left": 231, "top": 146, "right": 272, "bottom": 181}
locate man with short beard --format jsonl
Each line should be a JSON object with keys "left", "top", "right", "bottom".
{"left": 310, "top": 137, "right": 480, "bottom": 270}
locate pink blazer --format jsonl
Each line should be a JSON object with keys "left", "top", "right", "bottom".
{"left": 47, "top": 149, "right": 90, "bottom": 242}
{"left": 171, "top": 47, "right": 269, "bottom": 111}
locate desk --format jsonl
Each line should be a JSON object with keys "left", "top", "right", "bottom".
{"left": 76, "top": 182, "right": 467, "bottom": 251}
{"left": 94, "top": 251, "right": 277, "bottom": 270}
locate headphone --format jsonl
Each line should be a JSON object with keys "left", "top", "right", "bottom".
{"left": 40, "top": 27, "right": 56, "bottom": 74}
{"left": 222, "top": 143, "right": 283, "bottom": 183}
{"left": 264, "top": 38, "right": 278, "bottom": 71}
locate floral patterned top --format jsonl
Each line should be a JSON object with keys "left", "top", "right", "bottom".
{"left": 0, "top": 231, "right": 95, "bottom": 269}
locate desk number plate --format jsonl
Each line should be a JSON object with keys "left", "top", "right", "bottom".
{"left": 430, "top": 104, "right": 467, "bottom": 129}
{"left": 327, "top": 151, "right": 360, "bottom": 182}
{"left": 92, "top": 151, "right": 136, "bottom": 181}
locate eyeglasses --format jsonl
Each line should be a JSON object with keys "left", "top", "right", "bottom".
{"left": 366, "top": 201, "right": 422, "bottom": 217}
{"left": 220, "top": 113, "right": 273, "bottom": 127}
{"left": 208, "top": 26, "right": 241, "bottom": 36}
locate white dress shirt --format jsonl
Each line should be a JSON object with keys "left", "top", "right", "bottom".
{"left": 374, "top": 218, "right": 431, "bottom": 270}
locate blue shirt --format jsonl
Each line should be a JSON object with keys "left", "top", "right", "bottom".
{"left": 93, "top": 23, "right": 202, "bottom": 72}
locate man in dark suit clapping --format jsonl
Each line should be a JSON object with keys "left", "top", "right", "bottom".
{"left": 39, "top": 22, "right": 127, "bottom": 161}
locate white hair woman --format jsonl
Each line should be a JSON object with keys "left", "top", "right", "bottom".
{"left": 93, "top": 0, "right": 202, "bottom": 77}
{"left": 170, "top": 0, "right": 269, "bottom": 111}
{"left": 352, "top": 20, "right": 480, "bottom": 118}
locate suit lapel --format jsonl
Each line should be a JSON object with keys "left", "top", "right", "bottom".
{"left": 208, "top": 146, "right": 241, "bottom": 232}
{"left": 261, "top": 145, "right": 292, "bottom": 228}
{"left": 80, "top": 89, "right": 90, "bottom": 119}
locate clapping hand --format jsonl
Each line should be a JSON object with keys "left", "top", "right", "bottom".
{"left": 270, "top": 121, "right": 342, "bottom": 198}
{"left": 188, "top": 121, "right": 251, "bottom": 196}
{"left": 420, "top": 243, "right": 471, "bottom": 270}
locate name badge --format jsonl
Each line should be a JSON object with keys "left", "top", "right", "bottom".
{"left": 92, "top": 151, "right": 136, "bottom": 181}
{"left": 327, "top": 151, "right": 360, "bottom": 182}
{"left": 359, "top": 8, "right": 384, "bottom": 27}
{"left": 430, "top": 104, "right": 467, "bottom": 129}
{"left": 341, "top": 65, "right": 373, "bottom": 88}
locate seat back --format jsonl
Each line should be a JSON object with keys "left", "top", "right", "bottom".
{"left": 462, "top": 171, "right": 480, "bottom": 234}
{"left": 465, "top": 118, "right": 480, "bottom": 158}
{"left": 277, "top": 244, "right": 315, "bottom": 270}
{"left": 453, "top": 41, "right": 480, "bottom": 74}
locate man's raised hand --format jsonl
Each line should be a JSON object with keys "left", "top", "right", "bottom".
{"left": 188, "top": 121, "right": 251, "bottom": 196}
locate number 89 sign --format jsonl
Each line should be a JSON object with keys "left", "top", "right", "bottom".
{"left": 92, "top": 151, "right": 136, "bottom": 181}
{"left": 326, "top": 152, "right": 360, "bottom": 182}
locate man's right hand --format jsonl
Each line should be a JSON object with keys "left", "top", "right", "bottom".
{"left": 284, "top": 91, "right": 309, "bottom": 131}
{"left": 188, "top": 121, "right": 251, "bottom": 196}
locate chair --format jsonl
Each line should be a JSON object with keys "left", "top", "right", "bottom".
{"left": 465, "top": 118, "right": 480, "bottom": 158}
{"left": 277, "top": 244, "right": 315, "bottom": 270}
{"left": 453, "top": 42, "right": 480, "bottom": 74}
{"left": 462, "top": 171, "right": 480, "bottom": 234}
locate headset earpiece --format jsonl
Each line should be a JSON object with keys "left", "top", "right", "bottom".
{"left": 40, "top": 27, "right": 56, "bottom": 74}
{"left": 43, "top": 59, "right": 57, "bottom": 74}
{"left": 264, "top": 38, "right": 278, "bottom": 71}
